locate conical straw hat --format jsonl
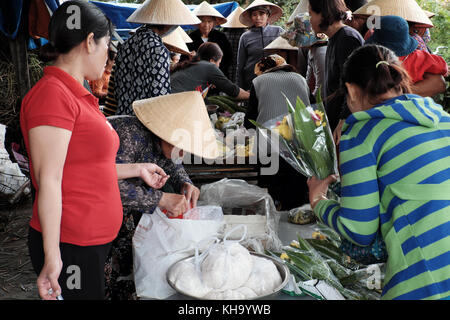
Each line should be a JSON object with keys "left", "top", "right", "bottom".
{"left": 264, "top": 36, "right": 298, "bottom": 51}
{"left": 127, "top": 0, "right": 201, "bottom": 26}
{"left": 192, "top": 1, "right": 227, "bottom": 26}
{"left": 221, "top": 6, "right": 247, "bottom": 28}
{"left": 133, "top": 91, "right": 219, "bottom": 160}
{"left": 239, "top": 0, "right": 283, "bottom": 27}
{"left": 287, "top": 0, "right": 309, "bottom": 24}
{"left": 423, "top": 10, "right": 435, "bottom": 18}
{"left": 177, "top": 26, "right": 193, "bottom": 43}
{"left": 163, "top": 27, "right": 191, "bottom": 55}
{"left": 353, "top": 0, "right": 433, "bottom": 27}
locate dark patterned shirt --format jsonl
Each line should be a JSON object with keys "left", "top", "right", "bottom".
{"left": 114, "top": 26, "right": 171, "bottom": 115}
{"left": 223, "top": 28, "right": 246, "bottom": 84}
{"left": 107, "top": 115, "right": 192, "bottom": 215}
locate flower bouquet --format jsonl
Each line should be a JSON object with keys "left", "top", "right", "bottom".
{"left": 250, "top": 89, "right": 338, "bottom": 180}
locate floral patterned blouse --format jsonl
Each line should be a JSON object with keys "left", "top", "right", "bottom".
{"left": 104, "top": 115, "right": 192, "bottom": 300}
{"left": 109, "top": 115, "right": 192, "bottom": 214}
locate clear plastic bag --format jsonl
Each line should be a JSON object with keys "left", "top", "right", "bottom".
{"left": 198, "top": 178, "right": 283, "bottom": 253}
{"left": 251, "top": 91, "right": 338, "bottom": 181}
{"left": 183, "top": 205, "right": 224, "bottom": 221}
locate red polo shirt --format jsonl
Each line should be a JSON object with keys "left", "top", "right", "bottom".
{"left": 20, "top": 66, "right": 123, "bottom": 246}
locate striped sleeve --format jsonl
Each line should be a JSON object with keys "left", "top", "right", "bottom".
{"left": 314, "top": 120, "right": 381, "bottom": 246}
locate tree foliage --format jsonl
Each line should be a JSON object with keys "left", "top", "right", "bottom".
{"left": 111, "top": 0, "right": 448, "bottom": 61}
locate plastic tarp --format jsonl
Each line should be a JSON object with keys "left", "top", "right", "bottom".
{"left": 0, "top": 0, "right": 59, "bottom": 40}
{"left": 0, "top": 0, "right": 24, "bottom": 39}
{"left": 90, "top": 1, "right": 239, "bottom": 40}
{"left": 90, "top": 1, "right": 141, "bottom": 31}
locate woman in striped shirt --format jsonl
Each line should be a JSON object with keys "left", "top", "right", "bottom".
{"left": 307, "top": 44, "right": 450, "bottom": 300}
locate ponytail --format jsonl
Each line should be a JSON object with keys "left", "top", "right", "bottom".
{"left": 341, "top": 44, "right": 412, "bottom": 103}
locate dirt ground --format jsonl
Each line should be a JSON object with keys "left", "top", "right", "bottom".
{"left": 0, "top": 197, "right": 38, "bottom": 300}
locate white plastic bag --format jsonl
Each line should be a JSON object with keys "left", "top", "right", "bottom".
{"left": 132, "top": 207, "right": 224, "bottom": 299}
{"left": 201, "top": 225, "right": 253, "bottom": 291}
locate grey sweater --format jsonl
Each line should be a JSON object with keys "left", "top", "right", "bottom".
{"left": 251, "top": 70, "right": 310, "bottom": 124}
{"left": 236, "top": 25, "right": 284, "bottom": 90}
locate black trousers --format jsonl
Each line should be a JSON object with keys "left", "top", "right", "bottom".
{"left": 28, "top": 227, "right": 112, "bottom": 300}
{"left": 258, "top": 156, "right": 309, "bottom": 210}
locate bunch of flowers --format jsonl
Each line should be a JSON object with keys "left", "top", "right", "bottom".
{"left": 251, "top": 89, "right": 338, "bottom": 180}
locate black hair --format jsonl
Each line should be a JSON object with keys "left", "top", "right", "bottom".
{"left": 344, "top": 0, "right": 367, "bottom": 12}
{"left": 257, "top": 56, "right": 296, "bottom": 74}
{"left": 248, "top": 6, "right": 271, "bottom": 16}
{"left": 108, "top": 49, "right": 117, "bottom": 61}
{"left": 308, "top": 0, "right": 349, "bottom": 31}
{"left": 171, "top": 42, "right": 223, "bottom": 73}
{"left": 341, "top": 44, "right": 411, "bottom": 103}
{"left": 40, "top": 0, "right": 114, "bottom": 62}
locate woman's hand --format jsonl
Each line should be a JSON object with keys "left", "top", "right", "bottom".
{"left": 37, "top": 252, "right": 63, "bottom": 300}
{"left": 307, "top": 175, "right": 338, "bottom": 209}
{"left": 181, "top": 182, "right": 200, "bottom": 208}
{"left": 117, "top": 163, "right": 169, "bottom": 189}
{"left": 138, "top": 163, "right": 169, "bottom": 189}
{"left": 159, "top": 193, "right": 189, "bottom": 217}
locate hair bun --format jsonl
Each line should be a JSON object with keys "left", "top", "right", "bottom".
{"left": 39, "top": 42, "right": 59, "bottom": 62}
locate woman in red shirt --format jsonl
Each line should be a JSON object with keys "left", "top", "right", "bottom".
{"left": 20, "top": 1, "right": 168, "bottom": 300}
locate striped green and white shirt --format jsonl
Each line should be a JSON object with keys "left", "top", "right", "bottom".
{"left": 314, "top": 94, "right": 450, "bottom": 300}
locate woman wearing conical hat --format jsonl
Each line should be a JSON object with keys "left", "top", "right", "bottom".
{"left": 187, "top": 1, "right": 233, "bottom": 80}
{"left": 352, "top": 0, "right": 435, "bottom": 41}
{"left": 113, "top": 0, "right": 200, "bottom": 116}
{"left": 236, "top": 0, "right": 284, "bottom": 91}
{"left": 105, "top": 91, "right": 219, "bottom": 300}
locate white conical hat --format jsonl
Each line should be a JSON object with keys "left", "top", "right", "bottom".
{"left": 264, "top": 36, "right": 298, "bottom": 51}
{"left": 127, "top": 0, "right": 201, "bottom": 26}
{"left": 353, "top": 0, "right": 433, "bottom": 27}
{"left": 176, "top": 26, "right": 193, "bottom": 43}
{"left": 133, "top": 91, "right": 219, "bottom": 160}
{"left": 423, "top": 10, "right": 435, "bottom": 18}
{"left": 163, "top": 27, "right": 191, "bottom": 55}
{"left": 192, "top": 1, "right": 227, "bottom": 26}
{"left": 221, "top": 6, "right": 247, "bottom": 28}
{"left": 287, "top": 0, "right": 309, "bottom": 24}
{"left": 239, "top": 0, "right": 283, "bottom": 27}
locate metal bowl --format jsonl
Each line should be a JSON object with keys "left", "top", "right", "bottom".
{"left": 166, "top": 252, "right": 290, "bottom": 300}
{"left": 206, "top": 104, "right": 219, "bottom": 115}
